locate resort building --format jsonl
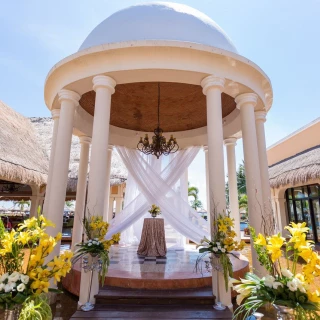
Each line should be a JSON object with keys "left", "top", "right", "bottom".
{"left": 268, "top": 118, "right": 320, "bottom": 244}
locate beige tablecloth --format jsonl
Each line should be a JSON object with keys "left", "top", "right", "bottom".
{"left": 137, "top": 218, "right": 167, "bottom": 257}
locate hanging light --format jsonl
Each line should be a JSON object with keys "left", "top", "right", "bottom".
{"left": 137, "top": 83, "right": 179, "bottom": 159}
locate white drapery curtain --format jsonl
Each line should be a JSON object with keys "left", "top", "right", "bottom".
{"left": 106, "top": 147, "right": 210, "bottom": 243}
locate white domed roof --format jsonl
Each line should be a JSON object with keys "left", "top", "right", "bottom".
{"left": 79, "top": 2, "right": 237, "bottom": 53}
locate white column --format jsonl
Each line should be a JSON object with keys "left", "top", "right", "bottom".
{"left": 224, "top": 138, "right": 241, "bottom": 241}
{"left": 103, "top": 145, "right": 113, "bottom": 222}
{"left": 255, "top": 111, "right": 272, "bottom": 214}
{"left": 201, "top": 75, "right": 231, "bottom": 308}
{"left": 46, "top": 89, "right": 80, "bottom": 259}
{"left": 203, "top": 146, "right": 210, "bottom": 222}
{"left": 80, "top": 75, "right": 116, "bottom": 306}
{"left": 71, "top": 136, "right": 91, "bottom": 251}
{"left": 30, "top": 186, "right": 44, "bottom": 218}
{"left": 235, "top": 93, "right": 265, "bottom": 277}
{"left": 87, "top": 75, "right": 116, "bottom": 216}
{"left": 115, "top": 197, "right": 122, "bottom": 214}
{"left": 109, "top": 198, "right": 115, "bottom": 220}
{"left": 43, "top": 109, "right": 60, "bottom": 215}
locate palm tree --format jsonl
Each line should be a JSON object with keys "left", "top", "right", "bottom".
{"left": 191, "top": 199, "right": 203, "bottom": 211}
{"left": 188, "top": 185, "right": 199, "bottom": 201}
{"left": 188, "top": 183, "right": 203, "bottom": 211}
{"left": 237, "top": 161, "right": 246, "bottom": 195}
{"left": 13, "top": 200, "right": 31, "bottom": 212}
{"left": 65, "top": 201, "right": 74, "bottom": 209}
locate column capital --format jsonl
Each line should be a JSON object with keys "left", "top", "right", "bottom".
{"left": 201, "top": 75, "right": 225, "bottom": 95}
{"left": 203, "top": 145, "right": 208, "bottom": 152}
{"left": 224, "top": 137, "right": 237, "bottom": 146}
{"left": 235, "top": 93, "right": 258, "bottom": 109}
{"left": 51, "top": 109, "right": 60, "bottom": 120}
{"left": 58, "top": 89, "right": 81, "bottom": 106}
{"left": 255, "top": 110, "right": 267, "bottom": 123}
{"left": 92, "top": 75, "right": 116, "bottom": 94}
{"left": 79, "top": 135, "right": 92, "bottom": 145}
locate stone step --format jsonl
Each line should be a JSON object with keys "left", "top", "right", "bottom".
{"left": 95, "top": 286, "right": 215, "bottom": 305}
{"left": 71, "top": 304, "right": 233, "bottom": 319}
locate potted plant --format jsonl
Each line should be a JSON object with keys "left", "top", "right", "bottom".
{"left": 0, "top": 212, "right": 73, "bottom": 319}
{"left": 232, "top": 222, "right": 320, "bottom": 319}
{"left": 196, "top": 213, "right": 246, "bottom": 291}
{"left": 148, "top": 205, "right": 161, "bottom": 218}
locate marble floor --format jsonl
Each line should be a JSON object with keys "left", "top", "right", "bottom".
{"left": 108, "top": 244, "right": 202, "bottom": 276}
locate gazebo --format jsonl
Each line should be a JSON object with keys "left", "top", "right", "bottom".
{"left": 43, "top": 2, "right": 273, "bottom": 307}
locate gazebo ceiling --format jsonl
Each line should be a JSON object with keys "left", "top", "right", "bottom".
{"left": 79, "top": 82, "right": 236, "bottom": 132}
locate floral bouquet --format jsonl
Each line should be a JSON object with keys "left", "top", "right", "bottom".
{"left": 232, "top": 222, "right": 320, "bottom": 319}
{"left": 148, "top": 204, "right": 161, "bottom": 217}
{"left": 0, "top": 212, "right": 73, "bottom": 317}
{"left": 196, "top": 214, "right": 245, "bottom": 291}
{"left": 72, "top": 214, "right": 120, "bottom": 285}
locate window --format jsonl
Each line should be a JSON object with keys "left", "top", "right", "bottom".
{"left": 286, "top": 184, "right": 320, "bottom": 243}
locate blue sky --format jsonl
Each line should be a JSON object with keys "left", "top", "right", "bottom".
{"left": 0, "top": 0, "right": 319, "bottom": 208}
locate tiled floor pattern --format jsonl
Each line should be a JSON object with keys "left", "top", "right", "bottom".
{"left": 107, "top": 244, "right": 204, "bottom": 276}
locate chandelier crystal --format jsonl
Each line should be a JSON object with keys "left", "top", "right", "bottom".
{"left": 137, "top": 83, "right": 179, "bottom": 159}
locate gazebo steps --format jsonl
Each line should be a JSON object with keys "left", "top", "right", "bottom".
{"left": 70, "top": 304, "right": 233, "bottom": 319}
{"left": 95, "top": 286, "right": 215, "bottom": 305}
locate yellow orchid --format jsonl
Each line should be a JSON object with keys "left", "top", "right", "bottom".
{"left": 218, "top": 223, "right": 228, "bottom": 233}
{"left": 31, "top": 279, "right": 50, "bottom": 294}
{"left": 266, "top": 234, "right": 284, "bottom": 262}
{"left": 307, "top": 290, "right": 320, "bottom": 303}
{"left": 254, "top": 234, "right": 267, "bottom": 246}
{"left": 285, "top": 222, "right": 309, "bottom": 237}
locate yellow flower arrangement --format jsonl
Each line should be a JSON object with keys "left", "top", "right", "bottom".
{"left": 196, "top": 214, "right": 245, "bottom": 291}
{"left": 0, "top": 211, "right": 73, "bottom": 313}
{"left": 72, "top": 213, "right": 121, "bottom": 285}
{"left": 232, "top": 222, "right": 320, "bottom": 319}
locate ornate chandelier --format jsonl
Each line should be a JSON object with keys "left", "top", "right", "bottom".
{"left": 137, "top": 83, "right": 179, "bottom": 159}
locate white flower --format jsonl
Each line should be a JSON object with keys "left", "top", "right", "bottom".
{"left": 216, "top": 242, "right": 220, "bottom": 246}
{"left": 17, "top": 283, "right": 26, "bottom": 292}
{"left": 4, "top": 284, "right": 13, "bottom": 293}
{"left": 213, "top": 247, "right": 218, "bottom": 252}
{"left": 221, "top": 248, "right": 226, "bottom": 253}
{"left": 88, "top": 243, "right": 92, "bottom": 246}
{"left": 281, "top": 269, "right": 293, "bottom": 278}
{"left": 287, "top": 280, "right": 298, "bottom": 292}
{"left": 20, "top": 275, "right": 29, "bottom": 285}
{"left": 92, "top": 241, "right": 97, "bottom": 245}
{"left": 88, "top": 239, "right": 92, "bottom": 243}
{"left": 0, "top": 273, "right": 9, "bottom": 283}
{"left": 0, "top": 283, "right": 4, "bottom": 291}
{"left": 264, "top": 275, "right": 275, "bottom": 288}
{"left": 8, "top": 272, "right": 20, "bottom": 283}
{"left": 217, "top": 246, "right": 221, "bottom": 250}
{"left": 272, "top": 282, "right": 283, "bottom": 290}
{"left": 94, "top": 238, "right": 98, "bottom": 241}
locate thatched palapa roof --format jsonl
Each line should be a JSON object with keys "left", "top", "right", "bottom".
{"left": 0, "top": 101, "right": 48, "bottom": 186}
{"left": 0, "top": 101, "right": 127, "bottom": 191}
{"left": 269, "top": 145, "right": 320, "bottom": 188}
{"left": 30, "top": 117, "right": 127, "bottom": 192}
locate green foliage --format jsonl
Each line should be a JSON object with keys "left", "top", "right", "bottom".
{"left": 188, "top": 184, "right": 203, "bottom": 210}
{"left": 13, "top": 200, "right": 30, "bottom": 212}
{"left": 0, "top": 219, "right": 5, "bottom": 238}
{"left": 188, "top": 185, "right": 199, "bottom": 200}
{"left": 237, "top": 162, "right": 247, "bottom": 195}
{"left": 249, "top": 226, "right": 274, "bottom": 273}
{"left": 191, "top": 199, "right": 203, "bottom": 210}
{"left": 19, "top": 294, "right": 52, "bottom": 320}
